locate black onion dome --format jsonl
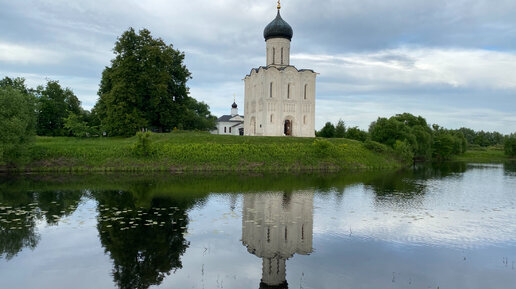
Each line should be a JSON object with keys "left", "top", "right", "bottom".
{"left": 263, "top": 11, "right": 293, "bottom": 41}
{"left": 232, "top": 102, "right": 238, "bottom": 108}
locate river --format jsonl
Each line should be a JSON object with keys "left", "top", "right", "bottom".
{"left": 0, "top": 162, "right": 515, "bottom": 289}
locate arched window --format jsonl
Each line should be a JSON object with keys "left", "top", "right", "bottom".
{"left": 224, "top": 127, "right": 226, "bottom": 133}
{"left": 270, "top": 82, "right": 273, "bottom": 98}
{"left": 303, "top": 115, "right": 307, "bottom": 124}
{"left": 304, "top": 84, "right": 308, "bottom": 100}
{"left": 272, "top": 47, "right": 275, "bottom": 64}
{"left": 281, "top": 47, "right": 284, "bottom": 65}
{"left": 287, "top": 83, "right": 290, "bottom": 99}
{"left": 270, "top": 114, "right": 273, "bottom": 123}
{"left": 229, "top": 127, "right": 232, "bottom": 133}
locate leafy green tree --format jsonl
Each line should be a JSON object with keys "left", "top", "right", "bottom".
{"left": 505, "top": 134, "right": 516, "bottom": 157}
{"left": 432, "top": 133, "right": 455, "bottom": 160}
{"left": 431, "top": 126, "right": 466, "bottom": 160}
{"left": 36, "top": 80, "right": 81, "bottom": 136}
{"left": 335, "top": 119, "right": 346, "bottom": 138}
{"left": 369, "top": 117, "right": 415, "bottom": 148}
{"left": 64, "top": 113, "right": 96, "bottom": 137}
{"left": 394, "top": 140, "right": 414, "bottom": 162}
{"left": 318, "top": 122, "right": 335, "bottom": 138}
{"left": 181, "top": 97, "right": 217, "bottom": 130}
{"left": 458, "top": 127, "right": 476, "bottom": 145}
{"left": 345, "top": 126, "right": 368, "bottom": 142}
{"left": 0, "top": 77, "right": 33, "bottom": 95}
{"left": 0, "top": 87, "right": 36, "bottom": 164}
{"left": 95, "top": 28, "right": 215, "bottom": 136}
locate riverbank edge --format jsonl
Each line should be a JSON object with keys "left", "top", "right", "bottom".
{"left": 1, "top": 133, "right": 408, "bottom": 173}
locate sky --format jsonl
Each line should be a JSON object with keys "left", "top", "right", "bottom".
{"left": 1, "top": 0, "right": 515, "bottom": 133}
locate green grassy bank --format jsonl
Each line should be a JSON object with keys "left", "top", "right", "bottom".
{"left": 11, "top": 131, "right": 404, "bottom": 172}
{"left": 452, "top": 146, "right": 513, "bottom": 163}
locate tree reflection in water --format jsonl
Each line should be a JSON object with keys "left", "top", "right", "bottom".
{"left": 0, "top": 188, "right": 82, "bottom": 260}
{"left": 93, "top": 189, "right": 200, "bottom": 289}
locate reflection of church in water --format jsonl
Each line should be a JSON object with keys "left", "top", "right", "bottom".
{"left": 242, "top": 191, "right": 314, "bottom": 288}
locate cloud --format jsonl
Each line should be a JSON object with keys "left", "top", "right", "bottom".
{"left": 0, "top": 0, "right": 515, "bottom": 133}
{"left": 294, "top": 48, "right": 516, "bottom": 91}
{"left": 0, "top": 43, "right": 64, "bottom": 64}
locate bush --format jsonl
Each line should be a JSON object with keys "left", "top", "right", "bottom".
{"left": 132, "top": 132, "right": 155, "bottom": 157}
{"left": 363, "top": 140, "right": 388, "bottom": 153}
{"left": 346, "top": 126, "right": 368, "bottom": 142}
{"left": 312, "top": 138, "right": 335, "bottom": 157}
{"left": 394, "top": 140, "right": 414, "bottom": 163}
{"left": 0, "top": 87, "right": 36, "bottom": 164}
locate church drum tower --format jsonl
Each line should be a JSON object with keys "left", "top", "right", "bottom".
{"left": 244, "top": 1, "right": 316, "bottom": 137}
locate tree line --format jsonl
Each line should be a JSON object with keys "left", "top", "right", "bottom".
{"left": 1, "top": 28, "right": 217, "bottom": 164}
{"left": 316, "top": 113, "right": 516, "bottom": 160}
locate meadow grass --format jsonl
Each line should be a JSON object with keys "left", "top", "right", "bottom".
{"left": 22, "top": 131, "right": 404, "bottom": 172}
{"left": 452, "top": 147, "right": 511, "bottom": 163}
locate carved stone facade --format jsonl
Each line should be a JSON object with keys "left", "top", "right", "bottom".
{"left": 244, "top": 6, "right": 316, "bottom": 137}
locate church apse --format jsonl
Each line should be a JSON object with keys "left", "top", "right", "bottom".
{"left": 242, "top": 191, "right": 314, "bottom": 288}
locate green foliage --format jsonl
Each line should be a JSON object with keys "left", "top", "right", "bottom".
{"left": 505, "top": 134, "right": 516, "bottom": 157}
{"left": 317, "top": 122, "right": 335, "bottom": 138}
{"left": 0, "top": 87, "right": 36, "bottom": 164}
{"left": 95, "top": 28, "right": 215, "bottom": 136}
{"left": 363, "top": 140, "right": 389, "bottom": 153}
{"left": 36, "top": 80, "right": 81, "bottom": 136}
{"left": 346, "top": 126, "right": 368, "bottom": 142}
{"left": 181, "top": 97, "right": 217, "bottom": 130}
{"left": 312, "top": 138, "right": 335, "bottom": 157}
{"left": 366, "top": 113, "right": 476, "bottom": 162}
{"left": 394, "top": 140, "right": 414, "bottom": 163}
{"left": 335, "top": 119, "right": 346, "bottom": 138}
{"left": 458, "top": 127, "right": 505, "bottom": 147}
{"left": 64, "top": 113, "right": 97, "bottom": 137}
{"left": 431, "top": 127, "right": 467, "bottom": 161}
{"left": 132, "top": 132, "right": 155, "bottom": 157}
{"left": 0, "top": 77, "right": 33, "bottom": 95}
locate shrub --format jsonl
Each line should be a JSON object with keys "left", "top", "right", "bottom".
{"left": 394, "top": 140, "right": 414, "bottom": 163}
{"left": 132, "top": 132, "right": 155, "bottom": 157}
{"left": 312, "top": 138, "right": 335, "bottom": 158}
{"left": 363, "top": 140, "right": 388, "bottom": 153}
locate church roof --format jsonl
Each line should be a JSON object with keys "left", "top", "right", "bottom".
{"left": 217, "top": 114, "right": 244, "bottom": 122}
{"left": 244, "top": 65, "right": 315, "bottom": 78}
{"left": 263, "top": 10, "right": 293, "bottom": 41}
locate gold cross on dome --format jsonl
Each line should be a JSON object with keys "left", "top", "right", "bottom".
{"left": 277, "top": 0, "right": 281, "bottom": 10}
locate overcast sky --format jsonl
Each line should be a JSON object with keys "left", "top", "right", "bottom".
{"left": 1, "top": 0, "right": 515, "bottom": 133}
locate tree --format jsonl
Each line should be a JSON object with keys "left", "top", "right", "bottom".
{"left": 0, "top": 77, "right": 33, "bottom": 95}
{"left": 0, "top": 87, "right": 36, "bottom": 164}
{"left": 318, "top": 122, "right": 335, "bottom": 138}
{"left": 36, "top": 80, "right": 81, "bottom": 136}
{"left": 335, "top": 119, "right": 346, "bottom": 138}
{"left": 346, "top": 126, "right": 368, "bottom": 142}
{"left": 505, "top": 134, "right": 516, "bottom": 157}
{"left": 95, "top": 28, "right": 215, "bottom": 136}
{"left": 64, "top": 113, "right": 93, "bottom": 137}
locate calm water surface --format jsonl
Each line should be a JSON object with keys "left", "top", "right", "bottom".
{"left": 1, "top": 163, "right": 515, "bottom": 289}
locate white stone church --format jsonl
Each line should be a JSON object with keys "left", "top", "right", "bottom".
{"left": 211, "top": 101, "right": 244, "bottom": 135}
{"left": 244, "top": 2, "right": 317, "bottom": 137}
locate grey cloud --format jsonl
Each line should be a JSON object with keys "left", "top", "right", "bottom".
{"left": 0, "top": 0, "right": 515, "bottom": 133}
